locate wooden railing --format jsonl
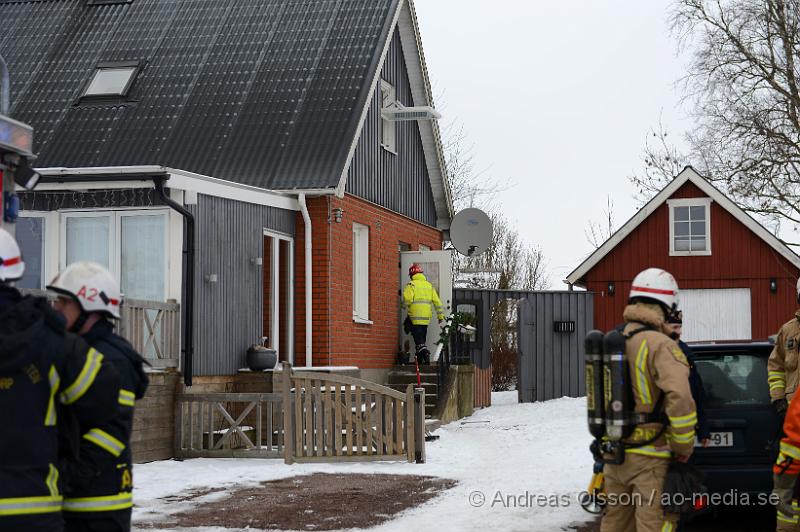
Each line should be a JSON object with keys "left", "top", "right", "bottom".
{"left": 119, "top": 298, "right": 180, "bottom": 369}
{"left": 174, "top": 392, "right": 284, "bottom": 459}
{"left": 281, "top": 363, "right": 426, "bottom": 464}
{"left": 18, "top": 289, "right": 180, "bottom": 369}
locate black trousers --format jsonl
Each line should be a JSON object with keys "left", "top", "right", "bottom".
{"left": 64, "top": 509, "right": 131, "bottom": 532}
{"left": 0, "top": 513, "right": 62, "bottom": 532}
{"left": 410, "top": 324, "right": 428, "bottom": 347}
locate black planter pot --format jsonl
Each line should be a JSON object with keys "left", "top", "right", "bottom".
{"left": 246, "top": 345, "right": 278, "bottom": 371}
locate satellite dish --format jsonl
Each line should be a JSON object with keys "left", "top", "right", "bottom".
{"left": 450, "top": 208, "right": 492, "bottom": 257}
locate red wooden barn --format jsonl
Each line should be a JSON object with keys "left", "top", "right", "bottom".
{"left": 566, "top": 167, "right": 800, "bottom": 342}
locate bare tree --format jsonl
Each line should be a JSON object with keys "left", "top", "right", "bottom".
{"left": 633, "top": 0, "right": 800, "bottom": 234}
{"left": 630, "top": 120, "right": 690, "bottom": 204}
{"left": 454, "top": 212, "right": 549, "bottom": 291}
{"left": 441, "top": 122, "right": 549, "bottom": 391}
{"left": 442, "top": 121, "right": 505, "bottom": 212}
{"left": 585, "top": 195, "right": 617, "bottom": 249}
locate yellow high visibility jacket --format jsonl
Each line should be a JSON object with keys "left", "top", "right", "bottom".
{"left": 403, "top": 273, "right": 444, "bottom": 326}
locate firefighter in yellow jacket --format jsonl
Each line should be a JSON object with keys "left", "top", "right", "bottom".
{"left": 601, "top": 268, "right": 697, "bottom": 532}
{"left": 767, "top": 277, "right": 800, "bottom": 419}
{"left": 403, "top": 264, "right": 444, "bottom": 365}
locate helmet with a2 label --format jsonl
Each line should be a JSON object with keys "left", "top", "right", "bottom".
{"left": 47, "top": 261, "right": 122, "bottom": 319}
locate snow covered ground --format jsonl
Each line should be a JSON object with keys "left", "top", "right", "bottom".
{"left": 133, "top": 392, "right": 595, "bottom": 532}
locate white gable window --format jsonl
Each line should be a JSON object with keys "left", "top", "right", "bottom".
{"left": 352, "top": 223, "right": 371, "bottom": 323}
{"left": 83, "top": 64, "right": 138, "bottom": 98}
{"left": 380, "top": 79, "right": 396, "bottom": 153}
{"left": 668, "top": 198, "right": 712, "bottom": 256}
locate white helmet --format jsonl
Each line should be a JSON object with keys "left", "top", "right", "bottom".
{"left": 47, "top": 261, "right": 122, "bottom": 319}
{"left": 0, "top": 228, "right": 25, "bottom": 282}
{"left": 629, "top": 267, "right": 679, "bottom": 312}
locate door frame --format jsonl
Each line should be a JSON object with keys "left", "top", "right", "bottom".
{"left": 263, "top": 229, "right": 294, "bottom": 365}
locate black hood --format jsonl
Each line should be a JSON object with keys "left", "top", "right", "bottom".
{"left": 0, "top": 288, "right": 65, "bottom": 373}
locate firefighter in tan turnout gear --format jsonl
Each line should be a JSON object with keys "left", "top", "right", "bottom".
{"left": 600, "top": 268, "right": 698, "bottom": 532}
{"left": 767, "top": 277, "right": 800, "bottom": 418}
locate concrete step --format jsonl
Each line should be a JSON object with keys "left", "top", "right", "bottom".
{"left": 390, "top": 386, "right": 438, "bottom": 407}
{"left": 386, "top": 380, "right": 438, "bottom": 389}
{"left": 387, "top": 382, "right": 438, "bottom": 397}
{"left": 389, "top": 364, "right": 438, "bottom": 373}
{"left": 387, "top": 372, "right": 438, "bottom": 386}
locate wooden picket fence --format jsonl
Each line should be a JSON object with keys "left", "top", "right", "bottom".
{"left": 174, "top": 392, "right": 284, "bottom": 459}
{"left": 281, "top": 363, "right": 426, "bottom": 464}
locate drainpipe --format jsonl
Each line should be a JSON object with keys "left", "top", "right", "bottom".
{"left": 298, "top": 193, "right": 312, "bottom": 368}
{"left": 154, "top": 178, "right": 195, "bottom": 387}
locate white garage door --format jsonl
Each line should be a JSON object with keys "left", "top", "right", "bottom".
{"left": 679, "top": 288, "right": 752, "bottom": 342}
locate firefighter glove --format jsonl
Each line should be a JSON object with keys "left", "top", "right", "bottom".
{"left": 662, "top": 460, "right": 706, "bottom": 514}
{"left": 775, "top": 398, "right": 789, "bottom": 417}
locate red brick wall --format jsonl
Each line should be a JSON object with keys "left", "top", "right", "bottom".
{"left": 293, "top": 194, "right": 442, "bottom": 369}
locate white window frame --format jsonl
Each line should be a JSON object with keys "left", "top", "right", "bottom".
{"left": 667, "top": 198, "right": 712, "bottom": 256}
{"left": 60, "top": 208, "right": 171, "bottom": 301}
{"left": 60, "top": 211, "right": 116, "bottom": 272}
{"left": 16, "top": 211, "right": 50, "bottom": 289}
{"left": 352, "top": 223, "right": 371, "bottom": 323}
{"left": 380, "top": 79, "right": 396, "bottom": 154}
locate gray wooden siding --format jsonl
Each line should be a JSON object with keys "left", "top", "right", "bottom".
{"left": 190, "top": 194, "right": 296, "bottom": 376}
{"left": 453, "top": 289, "right": 593, "bottom": 403}
{"left": 346, "top": 28, "right": 437, "bottom": 227}
{"left": 518, "top": 292, "right": 594, "bottom": 403}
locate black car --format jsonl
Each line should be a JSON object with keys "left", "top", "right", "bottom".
{"left": 689, "top": 341, "right": 781, "bottom": 496}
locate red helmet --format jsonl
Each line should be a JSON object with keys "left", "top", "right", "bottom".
{"left": 409, "top": 263, "right": 424, "bottom": 277}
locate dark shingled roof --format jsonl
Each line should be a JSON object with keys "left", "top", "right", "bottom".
{"left": 0, "top": 0, "right": 400, "bottom": 191}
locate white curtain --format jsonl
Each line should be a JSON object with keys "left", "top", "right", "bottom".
{"left": 66, "top": 216, "right": 111, "bottom": 268}
{"left": 121, "top": 214, "right": 166, "bottom": 300}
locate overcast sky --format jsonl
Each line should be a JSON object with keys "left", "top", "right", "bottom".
{"left": 415, "top": 0, "right": 695, "bottom": 288}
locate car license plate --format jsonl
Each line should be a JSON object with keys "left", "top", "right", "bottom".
{"left": 696, "top": 431, "right": 734, "bottom": 447}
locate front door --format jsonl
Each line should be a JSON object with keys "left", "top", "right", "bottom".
{"left": 400, "top": 250, "right": 453, "bottom": 355}
{"left": 263, "top": 231, "right": 294, "bottom": 364}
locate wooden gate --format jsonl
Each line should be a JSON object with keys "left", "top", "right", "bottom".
{"left": 175, "top": 392, "right": 284, "bottom": 458}
{"left": 281, "top": 364, "right": 426, "bottom": 464}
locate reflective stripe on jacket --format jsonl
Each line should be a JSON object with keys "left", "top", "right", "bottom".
{"left": 0, "top": 287, "right": 120, "bottom": 524}
{"left": 776, "top": 385, "right": 800, "bottom": 475}
{"left": 621, "top": 303, "right": 697, "bottom": 459}
{"left": 64, "top": 319, "right": 148, "bottom": 516}
{"left": 403, "top": 273, "right": 444, "bottom": 326}
{"left": 768, "top": 311, "right": 800, "bottom": 402}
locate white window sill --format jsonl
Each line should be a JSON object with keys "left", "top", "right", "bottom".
{"left": 669, "top": 250, "right": 712, "bottom": 257}
{"left": 380, "top": 144, "right": 397, "bottom": 155}
{"left": 353, "top": 317, "right": 374, "bottom": 325}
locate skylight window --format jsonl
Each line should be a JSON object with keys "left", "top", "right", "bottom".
{"left": 83, "top": 65, "right": 138, "bottom": 97}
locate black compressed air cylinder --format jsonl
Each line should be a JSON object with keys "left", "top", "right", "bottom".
{"left": 603, "top": 329, "right": 631, "bottom": 441}
{"left": 584, "top": 330, "right": 606, "bottom": 439}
